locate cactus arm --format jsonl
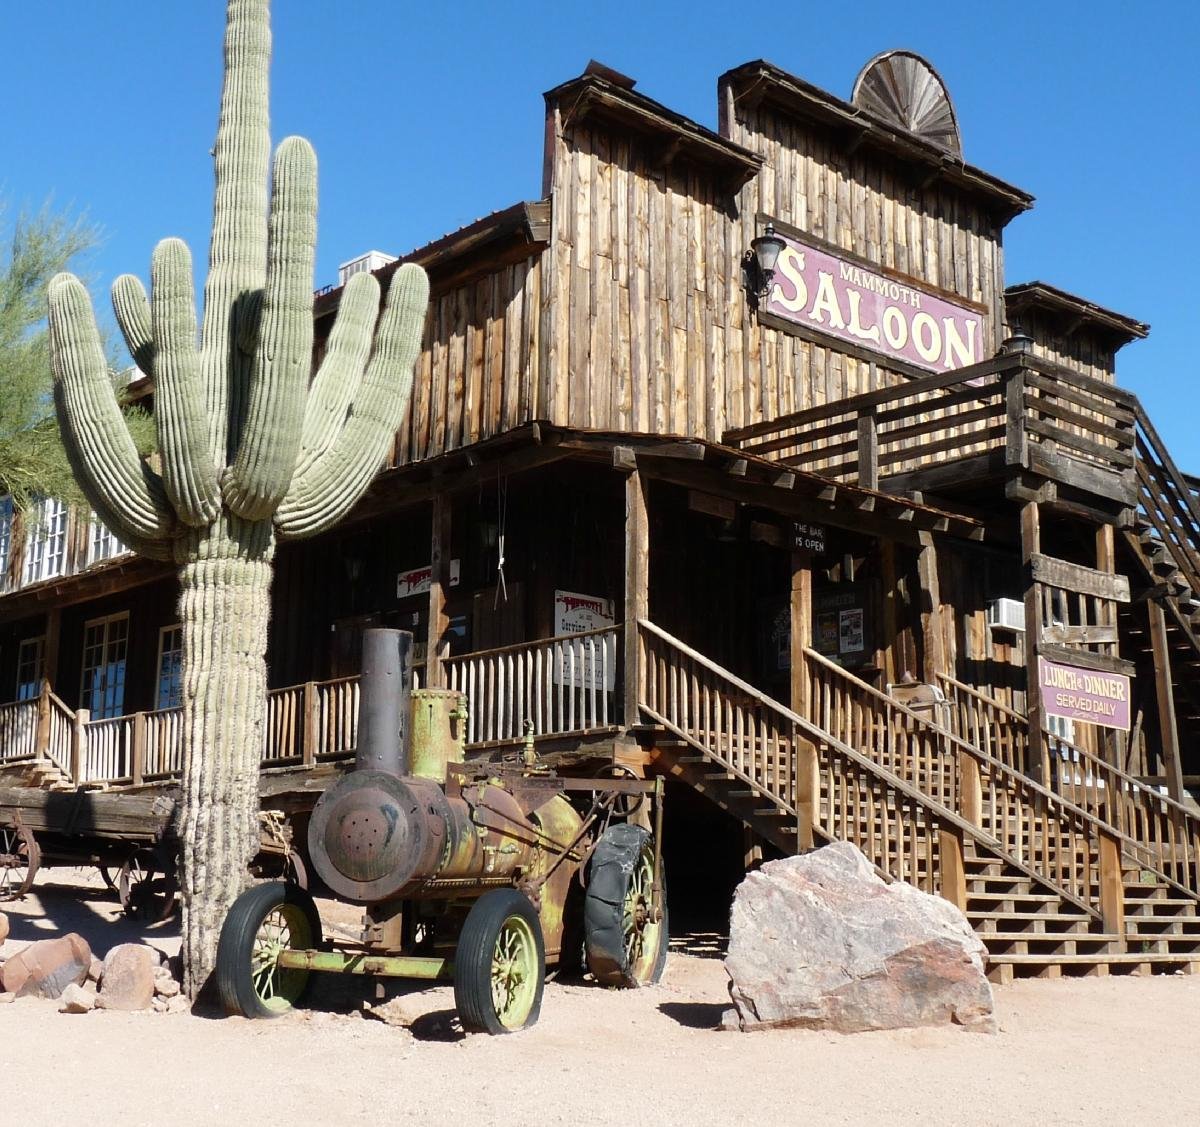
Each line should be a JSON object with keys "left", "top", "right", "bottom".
{"left": 275, "top": 263, "right": 428, "bottom": 540}
{"left": 292, "top": 271, "right": 379, "bottom": 477}
{"left": 151, "top": 239, "right": 221, "bottom": 526}
{"left": 223, "top": 136, "right": 317, "bottom": 520}
{"left": 112, "top": 274, "right": 155, "bottom": 377}
{"left": 199, "top": 0, "right": 271, "bottom": 461}
{"left": 47, "top": 273, "right": 175, "bottom": 543}
{"left": 51, "top": 384, "right": 174, "bottom": 562}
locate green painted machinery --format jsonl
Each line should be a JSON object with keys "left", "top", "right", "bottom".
{"left": 215, "top": 629, "right": 667, "bottom": 1034}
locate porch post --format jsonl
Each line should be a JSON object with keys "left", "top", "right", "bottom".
{"left": 917, "top": 533, "right": 948, "bottom": 684}
{"left": 1020, "top": 501, "right": 1050, "bottom": 781}
{"left": 42, "top": 608, "right": 62, "bottom": 690}
{"left": 623, "top": 469, "right": 648, "bottom": 730}
{"left": 1095, "top": 523, "right": 1126, "bottom": 769}
{"left": 425, "top": 490, "right": 452, "bottom": 689}
{"left": 1148, "top": 597, "right": 1185, "bottom": 802}
{"left": 789, "top": 551, "right": 812, "bottom": 716}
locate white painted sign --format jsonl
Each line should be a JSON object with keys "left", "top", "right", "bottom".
{"left": 553, "top": 590, "right": 616, "bottom": 691}
{"left": 396, "top": 559, "right": 460, "bottom": 599}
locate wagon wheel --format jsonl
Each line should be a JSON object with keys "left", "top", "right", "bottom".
{"left": 0, "top": 821, "right": 40, "bottom": 901}
{"left": 216, "top": 881, "right": 322, "bottom": 1018}
{"left": 119, "top": 846, "right": 179, "bottom": 923}
{"left": 584, "top": 823, "right": 668, "bottom": 988}
{"left": 454, "top": 888, "right": 546, "bottom": 1034}
{"left": 98, "top": 864, "right": 119, "bottom": 894}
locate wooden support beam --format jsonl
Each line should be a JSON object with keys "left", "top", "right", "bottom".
{"left": 1098, "top": 829, "right": 1126, "bottom": 939}
{"left": 624, "top": 471, "right": 649, "bottom": 730}
{"left": 425, "top": 490, "right": 452, "bottom": 689}
{"left": 1021, "top": 501, "right": 1050, "bottom": 782}
{"left": 958, "top": 752, "right": 983, "bottom": 826}
{"left": 917, "top": 539, "right": 947, "bottom": 683}
{"left": 939, "top": 825, "right": 968, "bottom": 911}
{"left": 795, "top": 736, "right": 819, "bottom": 850}
{"left": 1095, "top": 524, "right": 1126, "bottom": 771}
{"left": 1148, "top": 598, "right": 1185, "bottom": 802}
{"left": 42, "top": 608, "right": 61, "bottom": 687}
{"left": 302, "top": 682, "right": 318, "bottom": 767}
{"left": 131, "top": 711, "right": 147, "bottom": 787}
{"left": 71, "top": 708, "right": 89, "bottom": 787}
{"left": 878, "top": 541, "right": 897, "bottom": 685}
{"left": 857, "top": 407, "right": 879, "bottom": 491}
{"left": 790, "top": 552, "right": 812, "bottom": 716}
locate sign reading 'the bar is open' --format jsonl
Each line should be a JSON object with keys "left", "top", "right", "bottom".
{"left": 1038, "top": 657, "right": 1131, "bottom": 732}
{"left": 765, "top": 230, "right": 984, "bottom": 374}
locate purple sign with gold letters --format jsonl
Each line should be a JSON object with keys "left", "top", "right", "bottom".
{"left": 1038, "top": 657, "right": 1131, "bottom": 732}
{"left": 765, "top": 231, "right": 984, "bottom": 373}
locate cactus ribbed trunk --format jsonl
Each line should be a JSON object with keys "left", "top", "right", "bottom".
{"left": 48, "top": 0, "right": 429, "bottom": 1000}
{"left": 176, "top": 516, "right": 274, "bottom": 994}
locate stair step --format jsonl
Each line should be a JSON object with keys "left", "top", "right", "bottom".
{"left": 988, "top": 951, "right": 1200, "bottom": 966}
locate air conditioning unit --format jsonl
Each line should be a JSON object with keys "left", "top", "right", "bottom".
{"left": 986, "top": 597, "right": 1025, "bottom": 632}
{"left": 337, "top": 250, "right": 398, "bottom": 287}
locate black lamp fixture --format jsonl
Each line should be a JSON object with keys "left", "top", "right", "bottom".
{"left": 999, "top": 327, "right": 1034, "bottom": 356}
{"left": 743, "top": 223, "right": 786, "bottom": 308}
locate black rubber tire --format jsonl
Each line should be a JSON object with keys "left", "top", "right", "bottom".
{"left": 454, "top": 888, "right": 545, "bottom": 1035}
{"left": 216, "top": 881, "right": 321, "bottom": 1019}
{"left": 585, "top": 823, "right": 669, "bottom": 988}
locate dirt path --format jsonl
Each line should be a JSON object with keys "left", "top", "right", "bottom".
{"left": 2, "top": 872, "right": 1196, "bottom": 1126}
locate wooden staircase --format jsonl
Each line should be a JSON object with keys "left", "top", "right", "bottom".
{"left": 638, "top": 619, "right": 1200, "bottom": 980}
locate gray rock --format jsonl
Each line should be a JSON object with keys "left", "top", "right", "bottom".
{"left": 88, "top": 957, "right": 104, "bottom": 984}
{"left": 1, "top": 934, "right": 92, "bottom": 1000}
{"left": 166, "top": 994, "right": 191, "bottom": 1015}
{"left": 97, "top": 944, "right": 156, "bottom": 1011}
{"left": 725, "top": 842, "right": 995, "bottom": 1034}
{"left": 154, "top": 974, "right": 181, "bottom": 999}
{"left": 59, "top": 983, "right": 96, "bottom": 1014}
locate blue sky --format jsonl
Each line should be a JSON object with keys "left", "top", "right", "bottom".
{"left": 8, "top": 2, "right": 1198, "bottom": 465}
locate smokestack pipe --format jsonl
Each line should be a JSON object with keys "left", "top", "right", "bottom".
{"left": 355, "top": 628, "right": 413, "bottom": 776}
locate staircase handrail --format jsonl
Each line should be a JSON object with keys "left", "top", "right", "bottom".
{"left": 806, "top": 648, "right": 1200, "bottom": 906}
{"left": 938, "top": 671, "right": 1200, "bottom": 893}
{"left": 637, "top": 618, "right": 1100, "bottom": 917}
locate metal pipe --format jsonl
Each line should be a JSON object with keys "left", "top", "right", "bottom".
{"left": 355, "top": 628, "right": 413, "bottom": 776}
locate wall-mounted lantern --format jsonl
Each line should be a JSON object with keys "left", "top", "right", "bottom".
{"left": 999, "top": 328, "right": 1034, "bottom": 356}
{"left": 742, "top": 223, "right": 786, "bottom": 308}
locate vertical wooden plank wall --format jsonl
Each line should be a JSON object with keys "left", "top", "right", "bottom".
{"left": 392, "top": 255, "right": 544, "bottom": 467}
{"left": 540, "top": 96, "right": 1008, "bottom": 445}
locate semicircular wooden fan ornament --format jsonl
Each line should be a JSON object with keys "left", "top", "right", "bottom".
{"left": 851, "top": 50, "right": 963, "bottom": 158}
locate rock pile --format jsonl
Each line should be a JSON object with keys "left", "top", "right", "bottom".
{"left": 724, "top": 841, "right": 995, "bottom": 1034}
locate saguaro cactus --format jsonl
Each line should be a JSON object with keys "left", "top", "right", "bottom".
{"left": 47, "top": 0, "right": 429, "bottom": 996}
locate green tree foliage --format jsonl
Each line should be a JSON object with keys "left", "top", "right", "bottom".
{"left": 0, "top": 202, "right": 153, "bottom": 512}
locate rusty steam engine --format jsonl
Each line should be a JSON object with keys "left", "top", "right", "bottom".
{"left": 216, "top": 629, "right": 667, "bottom": 1034}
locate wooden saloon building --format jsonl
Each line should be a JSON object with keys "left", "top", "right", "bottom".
{"left": 3, "top": 51, "right": 1199, "bottom": 979}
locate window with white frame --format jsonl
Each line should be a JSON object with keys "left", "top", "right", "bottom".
{"left": 22, "top": 497, "right": 69, "bottom": 585}
{"left": 86, "top": 514, "right": 125, "bottom": 567}
{"left": 16, "top": 636, "right": 45, "bottom": 701}
{"left": 81, "top": 612, "right": 129, "bottom": 719}
{"left": 156, "top": 624, "right": 184, "bottom": 710}
{"left": 0, "top": 495, "right": 13, "bottom": 582}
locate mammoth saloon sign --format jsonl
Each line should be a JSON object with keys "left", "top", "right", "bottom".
{"left": 764, "top": 229, "right": 984, "bottom": 373}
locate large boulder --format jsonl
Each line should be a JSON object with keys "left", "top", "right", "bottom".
{"left": 0, "top": 933, "right": 92, "bottom": 1000}
{"left": 725, "top": 842, "right": 994, "bottom": 1033}
{"left": 97, "top": 944, "right": 157, "bottom": 1011}
{"left": 0, "top": 910, "right": 9, "bottom": 944}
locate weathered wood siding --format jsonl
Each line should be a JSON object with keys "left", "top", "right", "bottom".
{"left": 1022, "top": 309, "right": 1117, "bottom": 384}
{"left": 539, "top": 95, "right": 1009, "bottom": 446}
{"left": 388, "top": 255, "right": 544, "bottom": 467}
{"left": 539, "top": 115, "right": 745, "bottom": 438}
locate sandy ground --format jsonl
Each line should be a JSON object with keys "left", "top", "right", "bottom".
{"left": 2, "top": 871, "right": 1197, "bottom": 1127}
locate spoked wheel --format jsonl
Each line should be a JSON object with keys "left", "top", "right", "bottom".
{"left": 585, "top": 823, "right": 668, "bottom": 987}
{"left": 0, "top": 821, "right": 40, "bottom": 901}
{"left": 118, "top": 847, "right": 179, "bottom": 923}
{"left": 454, "top": 888, "right": 545, "bottom": 1034}
{"left": 98, "top": 864, "right": 118, "bottom": 894}
{"left": 216, "top": 881, "right": 322, "bottom": 1018}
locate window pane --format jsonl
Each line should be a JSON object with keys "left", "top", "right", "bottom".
{"left": 80, "top": 614, "right": 128, "bottom": 719}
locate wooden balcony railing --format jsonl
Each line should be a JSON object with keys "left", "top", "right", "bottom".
{"left": 723, "top": 353, "right": 1138, "bottom": 499}
{"left": 939, "top": 673, "right": 1200, "bottom": 896}
{"left": 3, "top": 633, "right": 618, "bottom": 789}
{"left": 445, "top": 627, "right": 619, "bottom": 745}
